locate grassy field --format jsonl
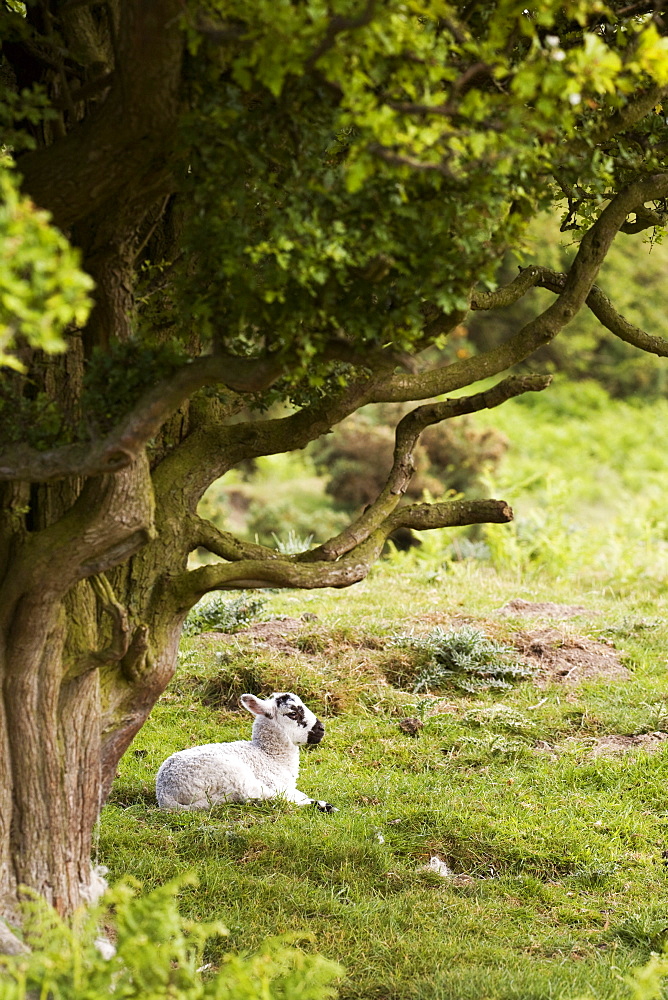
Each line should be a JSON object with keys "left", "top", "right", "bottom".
{"left": 99, "top": 382, "right": 668, "bottom": 1000}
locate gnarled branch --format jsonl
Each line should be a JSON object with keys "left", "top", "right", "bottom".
{"left": 585, "top": 285, "right": 668, "bottom": 356}
{"left": 531, "top": 267, "right": 668, "bottom": 357}
{"left": 377, "top": 172, "right": 668, "bottom": 402}
{"left": 476, "top": 260, "right": 668, "bottom": 359}
{"left": 470, "top": 266, "right": 550, "bottom": 311}
{"left": 189, "top": 516, "right": 283, "bottom": 563}
{"left": 175, "top": 496, "right": 513, "bottom": 603}
{"left": 0, "top": 353, "right": 285, "bottom": 483}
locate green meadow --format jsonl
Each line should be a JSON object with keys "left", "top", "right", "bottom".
{"left": 98, "top": 381, "right": 668, "bottom": 1000}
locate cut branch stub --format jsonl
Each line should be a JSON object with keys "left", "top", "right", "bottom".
{"left": 386, "top": 498, "right": 512, "bottom": 531}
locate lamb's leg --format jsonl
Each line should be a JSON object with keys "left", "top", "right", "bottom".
{"left": 284, "top": 788, "right": 339, "bottom": 813}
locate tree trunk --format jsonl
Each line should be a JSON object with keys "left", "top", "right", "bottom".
{"left": 0, "top": 598, "right": 186, "bottom": 923}
{"left": 0, "top": 451, "right": 186, "bottom": 925}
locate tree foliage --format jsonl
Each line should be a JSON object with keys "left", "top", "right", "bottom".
{"left": 0, "top": 160, "right": 92, "bottom": 369}
{"left": 468, "top": 215, "right": 668, "bottom": 398}
{"left": 1, "top": 0, "right": 668, "bottom": 932}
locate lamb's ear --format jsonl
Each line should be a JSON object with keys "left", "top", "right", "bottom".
{"left": 240, "top": 694, "right": 273, "bottom": 718}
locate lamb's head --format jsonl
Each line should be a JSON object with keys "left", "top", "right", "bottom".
{"left": 240, "top": 692, "right": 325, "bottom": 746}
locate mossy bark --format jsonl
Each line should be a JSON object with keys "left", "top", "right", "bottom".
{"left": 0, "top": 450, "right": 188, "bottom": 923}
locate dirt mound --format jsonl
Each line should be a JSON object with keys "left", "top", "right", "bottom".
{"left": 514, "top": 628, "right": 629, "bottom": 685}
{"left": 497, "top": 599, "right": 595, "bottom": 618}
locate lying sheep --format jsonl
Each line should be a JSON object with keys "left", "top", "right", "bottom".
{"left": 156, "top": 692, "right": 337, "bottom": 812}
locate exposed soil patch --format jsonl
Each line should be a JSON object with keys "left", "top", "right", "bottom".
{"left": 197, "top": 617, "right": 384, "bottom": 658}
{"left": 513, "top": 628, "right": 630, "bottom": 685}
{"left": 497, "top": 599, "right": 596, "bottom": 618}
{"left": 196, "top": 616, "right": 629, "bottom": 692}
{"left": 198, "top": 617, "right": 306, "bottom": 653}
{"left": 535, "top": 732, "right": 668, "bottom": 758}
{"left": 588, "top": 731, "right": 668, "bottom": 756}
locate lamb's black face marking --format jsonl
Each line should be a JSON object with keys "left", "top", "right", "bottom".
{"left": 286, "top": 706, "right": 307, "bottom": 726}
{"left": 275, "top": 693, "right": 307, "bottom": 727}
{"left": 307, "top": 720, "right": 325, "bottom": 745}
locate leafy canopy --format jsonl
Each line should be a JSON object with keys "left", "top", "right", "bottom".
{"left": 3, "top": 1, "right": 668, "bottom": 425}
{"left": 176, "top": 0, "right": 668, "bottom": 388}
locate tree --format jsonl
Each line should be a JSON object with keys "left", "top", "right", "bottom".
{"left": 2, "top": 0, "right": 668, "bottom": 945}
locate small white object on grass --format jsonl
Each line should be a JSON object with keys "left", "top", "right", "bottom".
{"left": 423, "top": 856, "right": 454, "bottom": 877}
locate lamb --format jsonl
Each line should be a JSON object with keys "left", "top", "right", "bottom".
{"left": 155, "top": 692, "right": 337, "bottom": 812}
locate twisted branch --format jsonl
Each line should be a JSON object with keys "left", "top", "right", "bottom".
{"left": 0, "top": 353, "right": 284, "bottom": 483}
{"left": 176, "top": 497, "right": 513, "bottom": 602}
{"left": 378, "top": 173, "right": 668, "bottom": 402}
{"left": 470, "top": 266, "right": 550, "bottom": 311}
{"left": 190, "top": 516, "right": 283, "bottom": 562}
{"left": 474, "top": 255, "right": 668, "bottom": 358}
{"left": 176, "top": 378, "right": 548, "bottom": 602}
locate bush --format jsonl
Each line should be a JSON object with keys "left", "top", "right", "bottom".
{"left": 310, "top": 405, "right": 508, "bottom": 511}
{"left": 390, "top": 625, "right": 534, "bottom": 694}
{"left": 183, "top": 593, "right": 267, "bottom": 636}
{"left": 0, "top": 876, "right": 343, "bottom": 1000}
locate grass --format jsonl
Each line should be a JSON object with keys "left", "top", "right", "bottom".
{"left": 98, "top": 383, "right": 668, "bottom": 999}
{"left": 99, "top": 560, "right": 668, "bottom": 1000}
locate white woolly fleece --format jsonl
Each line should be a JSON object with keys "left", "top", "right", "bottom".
{"left": 155, "top": 692, "right": 337, "bottom": 812}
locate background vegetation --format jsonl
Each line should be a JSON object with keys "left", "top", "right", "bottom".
{"left": 198, "top": 216, "right": 668, "bottom": 555}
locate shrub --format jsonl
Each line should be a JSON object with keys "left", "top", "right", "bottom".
{"left": 390, "top": 625, "right": 534, "bottom": 694}
{"left": 0, "top": 876, "right": 342, "bottom": 1000}
{"left": 419, "top": 420, "right": 509, "bottom": 496}
{"left": 183, "top": 593, "right": 267, "bottom": 636}
{"left": 309, "top": 406, "right": 508, "bottom": 513}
